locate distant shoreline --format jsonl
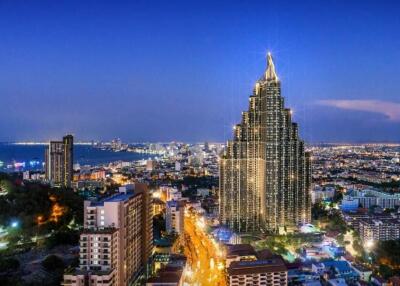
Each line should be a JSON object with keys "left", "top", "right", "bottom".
{"left": 0, "top": 145, "right": 156, "bottom": 172}
{"left": 2, "top": 141, "right": 400, "bottom": 147}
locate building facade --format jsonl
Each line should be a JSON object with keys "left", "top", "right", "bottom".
{"left": 227, "top": 258, "right": 288, "bottom": 286}
{"left": 166, "top": 200, "right": 184, "bottom": 235}
{"left": 63, "top": 228, "right": 119, "bottom": 286}
{"left": 45, "top": 134, "right": 74, "bottom": 187}
{"left": 63, "top": 183, "right": 153, "bottom": 286}
{"left": 219, "top": 54, "right": 311, "bottom": 232}
{"left": 359, "top": 218, "right": 400, "bottom": 242}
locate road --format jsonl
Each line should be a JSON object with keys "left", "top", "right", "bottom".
{"left": 183, "top": 213, "right": 226, "bottom": 286}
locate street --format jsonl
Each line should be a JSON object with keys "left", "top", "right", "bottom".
{"left": 183, "top": 213, "right": 226, "bottom": 286}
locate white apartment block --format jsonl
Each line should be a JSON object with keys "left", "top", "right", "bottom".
{"left": 359, "top": 218, "right": 400, "bottom": 242}
{"left": 63, "top": 229, "right": 119, "bottom": 286}
{"left": 166, "top": 200, "right": 184, "bottom": 234}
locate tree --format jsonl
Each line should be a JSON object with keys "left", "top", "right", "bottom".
{"left": 375, "top": 240, "right": 400, "bottom": 267}
{"left": 336, "top": 233, "right": 345, "bottom": 245}
{"left": 353, "top": 239, "right": 364, "bottom": 256}
{"left": 41, "top": 255, "right": 64, "bottom": 272}
{"left": 45, "top": 228, "right": 80, "bottom": 249}
{"left": 0, "top": 257, "right": 20, "bottom": 273}
{"left": 332, "top": 190, "right": 343, "bottom": 203}
{"left": 311, "top": 202, "right": 328, "bottom": 220}
{"left": 378, "top": 264, "right": 393, "bottom": 279}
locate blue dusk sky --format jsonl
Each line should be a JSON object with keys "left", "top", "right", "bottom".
{"left": 1, "top": 0, "right": 400, "bottom": 143}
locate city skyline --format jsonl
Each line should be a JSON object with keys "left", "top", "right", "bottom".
{"left": 2, "top": 2, "right": 400, "bottom": 285}
{"left": 1, "top": 0, "right": 400, "bottom": 143}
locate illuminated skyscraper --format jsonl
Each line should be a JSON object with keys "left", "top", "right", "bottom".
{"left": 45, "top": 134, "right": 74, "bottom": 187}
{"left": 219, "top": 53, "right": 311, "bottom": 232}
{"left": 63, "top": 134, "right": 74, "bottom": 187}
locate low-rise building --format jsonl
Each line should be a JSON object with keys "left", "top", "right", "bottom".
{"left": 146, "top": 266, "right": 184, "bottom": 286}
{"left": 227, "top": 258, "right": 288, "bottom": 286}
{"left": 351, "top": 263, "right": 372, "bottom": 282}
{"left": 321, "top": 260, "right": 359, "bottom": 284}
{"left": 312, "top": 186, "right": 335, "bottom": 204}
{"left": 341, "top": 196, "right": 359, "bottom": 212}
{"left": 146, "top": 256, "right": 187, "bottom": 286}
{"left": 327, "top": 278, "right": 348, "bottom": 286}
{"left": 226, "top": 244, "right": 258, "bottom": 268}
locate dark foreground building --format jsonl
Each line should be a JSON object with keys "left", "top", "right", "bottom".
{"left": 219, "top": 53, "right": 311, "bottom": 233}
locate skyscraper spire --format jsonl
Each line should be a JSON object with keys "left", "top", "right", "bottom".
{"left": 265, "top": 52, "right": 278, "bottom": 82}
{"left": 219, "top": 54, "right": 311, "bottom": 233}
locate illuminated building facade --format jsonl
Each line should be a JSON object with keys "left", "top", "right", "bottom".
{"left": 166, "top": 200, "right": 184, "bottom": 234}
{"left": 63, "top": 134, "right": 74, "bottom": 186}
{"left": 227, "top": 258, "right": 288, "bottom": 286}
{"left": 45, "top": 134, "right": 74, "bottom": 188}
{"left": 63, "top": 183, "right": 153, "bottom": 286}
{"left": 219, "top": 54, "right": 311, "bottom": 232}
{"left": 359, "top": 218, "right": 400, "bottom": 242}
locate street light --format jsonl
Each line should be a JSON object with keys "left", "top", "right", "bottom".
{"left": 365, "top": 239, "right": 374, "bottom": 249}
{"left": 10, "top": 221, "right": 19, "bottom": 228}
{"left": 184, "top": 268, "right": 193, "bottom": 278}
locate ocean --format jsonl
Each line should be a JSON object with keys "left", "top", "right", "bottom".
{"left": 0, "top": 143, "right": 154, "bottom": 172}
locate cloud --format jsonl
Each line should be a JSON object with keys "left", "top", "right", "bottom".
{"left": 316, "top": 99, "right": 400, "bottom": 122}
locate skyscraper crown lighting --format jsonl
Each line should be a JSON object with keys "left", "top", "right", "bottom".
{"left": 219, "top": 53, "right": 311, "bottom": 232}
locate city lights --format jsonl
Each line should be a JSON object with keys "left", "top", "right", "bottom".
{"left": 1, "top": 3, "right": 399, "bottom": 284}
{"left": 365, "top": 239, "right": 374, "bottom": 249}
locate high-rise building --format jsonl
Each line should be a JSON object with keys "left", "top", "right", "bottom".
{"left": 63, "top": 134, "right": 74, "bottom": 187}
{"left": 219, "top": 53, "right": 311, "bottom": 233}
{"left": 45, "top": 134, "right": 74, "bottom": 188}
{"left": 63, "top": 183, "right": 153, "bottom": 286}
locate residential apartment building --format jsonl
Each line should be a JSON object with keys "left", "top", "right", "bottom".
{"left": 166, "top": 200, "right": 184, "bottom": 235}
{"left": 45, "top": 134, "right": 74, "bottom": 187}
{"left": 359, "top": 218, "right": 400, "bottom": 242}
{"left": 63, "top": 183, "right": 153, "bottom": 286}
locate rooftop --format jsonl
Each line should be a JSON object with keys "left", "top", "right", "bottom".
{"left": 89, "top": 191, "right": 136, "bottom": 206}
{"left": 351, "top": 263, "right": 372, "bottom": 272}
{"left": 322, "top": 260, "right": 353, "bottom": 273}
{"left": 64, "top": 267, "right": 115, "bottom": 276}
{"left": 227, "top": 258, "right": 287, "bottom": 276}
{"left": 226, "top": 244, "right": 257, "bottom": 258}
{"left": 146, "top": 266, "right": 183, "bottom": 284}
{"left": 82, "top": 227, "right": 118, "bottom": 234}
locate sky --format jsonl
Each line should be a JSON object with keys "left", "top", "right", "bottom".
{"left": 1, "top": 0, "right": 400, "bottom": 143}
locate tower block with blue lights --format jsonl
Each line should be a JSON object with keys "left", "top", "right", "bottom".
{"left": 219, "top": 53, "right": 311, "bottom": 233}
